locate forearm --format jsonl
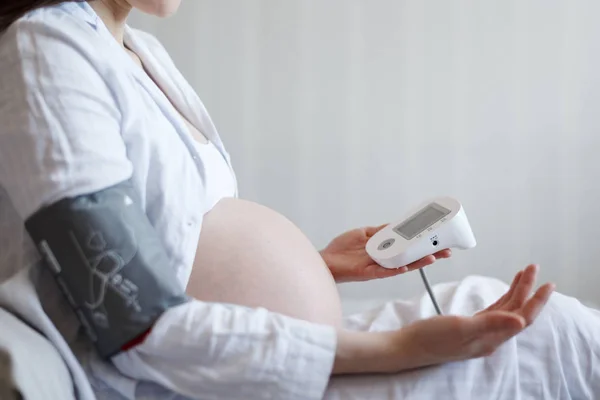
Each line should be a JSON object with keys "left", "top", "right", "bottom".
{"left": 332, "top": 329, "right": 418, "bottom": 375}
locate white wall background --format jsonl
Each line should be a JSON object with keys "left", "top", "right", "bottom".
{"left": 129, "top": 1, "right": 600, "bottom": 313}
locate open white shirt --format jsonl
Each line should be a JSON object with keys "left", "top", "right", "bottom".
{"left": 0, "top": 3, "right": 336, "bottom": 399}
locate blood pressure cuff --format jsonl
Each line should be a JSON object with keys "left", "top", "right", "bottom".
{"left": 24, "top": 180, "right": 190, "bottom": 359}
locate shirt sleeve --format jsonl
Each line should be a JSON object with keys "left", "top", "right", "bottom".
{"left": 113, "top": 302, "right": 337, "bottom": 400}
{"left": 0, "top": 17, "right": 134, "bottom": 218}
{"left": 0, "top": 16, "right": 336, "bottom": 400}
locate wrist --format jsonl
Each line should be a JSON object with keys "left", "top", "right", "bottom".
{"left": 320, "top": 249, "right": 340, "bottom": 280}
{"left": 332, "top": 329, "right": 416, "bottom": 375}
{"left": 319, "top": 250, "right": 353, "bottom": 283}
{"left": 319, "top": 249, "right": 331, "bottom": 266}
{"left": 332, "top": 330, "right": 382, "bottom": 375}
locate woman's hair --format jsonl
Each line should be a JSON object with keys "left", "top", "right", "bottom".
{"left": 0, "top": 0, "right": 86, "bottom": 32}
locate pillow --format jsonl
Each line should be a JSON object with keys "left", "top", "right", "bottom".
{"left": 0, "top": 308, "right": 74, "bottom": 400}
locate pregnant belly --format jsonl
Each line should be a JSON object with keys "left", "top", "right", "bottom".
{"left": 185, "top": 198, "right": 343, "bottom": 327}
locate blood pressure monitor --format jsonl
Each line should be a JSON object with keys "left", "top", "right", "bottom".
{"left": 366, "top": 197, "right": 476, "bottom": 315}
{"left": 366, "top": 197, "right": 476, "bottom": 268}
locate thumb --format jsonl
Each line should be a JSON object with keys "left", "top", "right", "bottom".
{"left": 467, "top": 311, "right": 526, "bottom": 337}
{"left": 365, "top": 224, "right": 388, "bottom": 237}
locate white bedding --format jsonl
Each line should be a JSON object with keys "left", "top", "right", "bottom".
{"left": 325, "top": 275, "right": 600, "bottom": 399}
{"left": 93, "top": 275, "right": 600, "bottom": 399}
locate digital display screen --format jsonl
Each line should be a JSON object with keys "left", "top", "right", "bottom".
{"left": 393, "top": 203, "right": 451, "bottom": 240}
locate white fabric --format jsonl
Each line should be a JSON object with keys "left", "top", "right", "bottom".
{"left": 0, "top": 306, "right": 75, "bottom": 400}
{"left": 0, "top": 3, "right": 598, "bottom": 400}
{"left": 192, "top": 141, "right": 237, "bottom": 212}
{"left": 0, "top": 3, "right": 335, "bottom": 400}
{"left": 325, "top": 276, "right": 600, "bottom": 400}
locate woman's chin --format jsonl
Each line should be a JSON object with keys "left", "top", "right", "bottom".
{"left": 134, "top": 0, "right": 182, "bottom": 18}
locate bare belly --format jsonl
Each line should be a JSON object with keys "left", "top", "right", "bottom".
{"left": 185, "top": 198, "right": 343, "bottom": 327}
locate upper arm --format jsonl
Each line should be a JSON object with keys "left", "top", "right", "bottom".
{"left": 0, "top": 16, "right": 133, "bottom": 219}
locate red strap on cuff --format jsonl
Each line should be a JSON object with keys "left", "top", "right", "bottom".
{"left": 121, "top": 327, "right": 152, "bottom": 352}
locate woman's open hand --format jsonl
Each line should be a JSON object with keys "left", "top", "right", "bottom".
{"left": 321, "top": 224, "right": 452, "bottom": 283}
{"left": 333, "top": 265, "right": 555, "bottom": 375}
{"left": 396, "top": 265, "right": 555, "bottom": 369}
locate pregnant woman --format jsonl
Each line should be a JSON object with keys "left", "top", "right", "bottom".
{"left": 0, "top": 1, "right": 598, "bottom": 399}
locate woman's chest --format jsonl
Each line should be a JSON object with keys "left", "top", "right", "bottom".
{"left": 121, "top": 84, "right": 205, "bottom": 208}
{"left": 115, "top": 76, "right": 236, "bottom": 286}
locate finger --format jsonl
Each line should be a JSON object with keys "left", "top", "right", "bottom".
{"left": 373, "top": 265, "right": 409, "bottom": 278}
{"left": 498, "top": 270, "right": 524, "bottom": 306}
{"left": 484, "top": 270, "right": 523, "bottom": 312}
{"left": 405, "top": 255, "right": 436, "bottom": 271}
{"left": 377, "top": 250, "right": 447, "bottom": 274}
{"left": 403, "top": 251, "right": 450, "bottom": 272}
{"left": 467, "top": 311, "right": 526, "bottom": 338}
{"left": 518, "top": 282, "right": 555, "bottom": 326}
{"left": 365, "top": 224, "right": 388, "bottom": 237}
{"left": 506, "top": 264, "right": 538, "bottom": 310}
{"left": 433, "top": 249, "right": 452, "bottom": 259}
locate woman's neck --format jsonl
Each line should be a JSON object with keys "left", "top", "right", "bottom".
{"left": 88, "top": 0, "right": 132, "bottom": 45}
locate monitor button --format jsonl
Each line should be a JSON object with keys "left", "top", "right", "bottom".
{"left": 378, "top": 238, "right": 395, "bottom": 250}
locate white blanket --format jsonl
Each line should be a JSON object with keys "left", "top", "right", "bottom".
{"left": 325, "top": 276, "right": 600, "bottom": 400}
{"left": 114, "top": 275, "right": 599, "bottom": 399}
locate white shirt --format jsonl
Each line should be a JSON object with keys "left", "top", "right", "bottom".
{"left": 0, "top": 3, "right": 336, "bottom": 399}
{"left": 192, "top": 141, "right": 237, "bottom": 212}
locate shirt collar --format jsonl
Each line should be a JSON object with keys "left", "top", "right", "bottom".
{"left": 60, "top": 1, "right": 100, "bottom": 29}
